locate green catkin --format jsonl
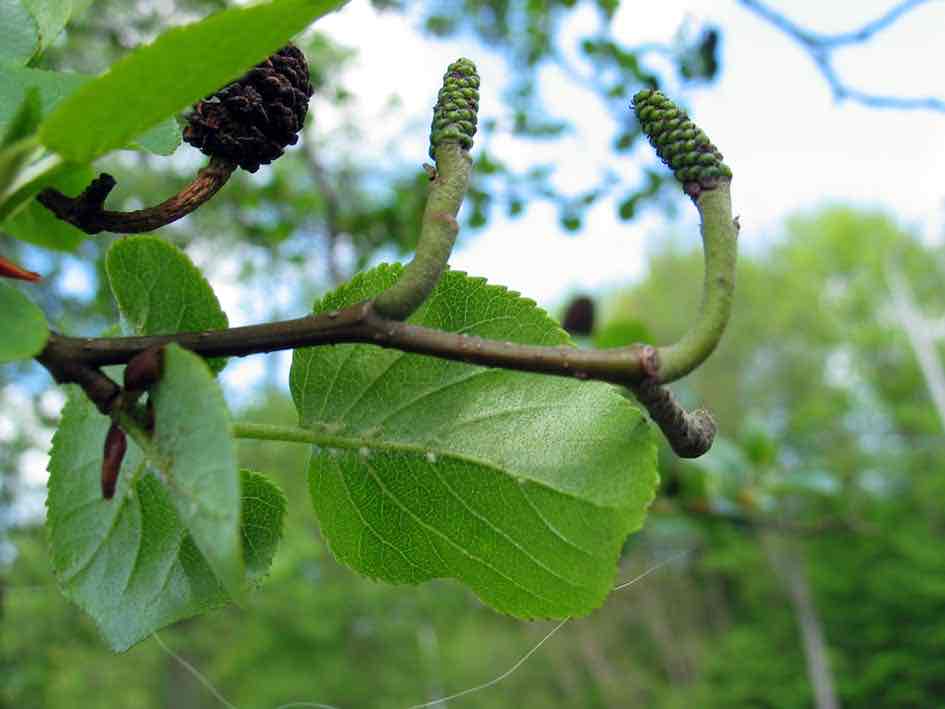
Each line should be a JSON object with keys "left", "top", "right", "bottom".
{"left": 632, "top": 89, "right": 732, "bottom": 193}
{"left": 429, "top": 58, "right": 480, "bottom": 160}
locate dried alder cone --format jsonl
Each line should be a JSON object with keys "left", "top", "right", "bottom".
{"left": 184, "top": 44, "right": 314, "bottom": 173}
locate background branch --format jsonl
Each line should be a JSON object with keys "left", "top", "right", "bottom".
{"left": 303, "top": 144, "right": 345, "bottom": 286}
{"left": 739, "top": 0, "right": 945, "bottom": 112}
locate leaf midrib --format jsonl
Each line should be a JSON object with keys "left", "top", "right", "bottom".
{"left": 234, "top": 420, "right": 643, "bottom": 513}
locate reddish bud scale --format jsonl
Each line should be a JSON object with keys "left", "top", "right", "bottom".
{"left": 101, "top": 423, "right": 127, "bottom": 499}
{"left": 0, "top": 255, "right": 41, "bottom": 282}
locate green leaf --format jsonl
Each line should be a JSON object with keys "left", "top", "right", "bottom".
{"left": 106, "top": 236, "right": 229, "bottom": 373}
{"left": 146, "top": 343, "right": 243, "bottom": 602}
{"left": 2, "top": 162, "right": 92, "bottom": 250}
{"left": 21, "top": 0, "right": 72, "bottom": 56}
{"left": 290, "top": 266, "right": 658, "bottom": 619}
{"left": 0, "top": 89, "right": 41, "bottom": 198}
{"left": 0, "top": 139, "right": 38, "bottom": 202}
{"left": 39, "top": 0, "right": 346, "bottom": 163}
{"left": 2, "top": 87, "right": 40, "bottom": 146}
{"left": 134, "top": 115, "right": 181, "bottom": 156}
{"left": 0, "top": 152, "right": 64, "bottom": 223}
{"left": 0, "top": 280, "right": 47, "bottom": 362}
{"left": 0, "top": 1, "right": 39, "bottom": 65}
{"left": 0, "top": 64, "right": 180, "bottom": 155}
{"left": 47, "top": 389, "right": 285, "bottom": 651}
{"left": 240, "top": 470, "right": 288, "bottom": 578}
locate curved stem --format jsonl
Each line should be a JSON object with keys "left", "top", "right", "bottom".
{"left": 374, "top": 143, "right": 471, "bottom": 320}
{"left": 36, "top": 156, "right": 236, "bottom": 234}
{"left": 629, "top": 379, "right": 716, "bottom": 458}
{"left": 656, "top": 182, "right": 738, "bottom": 381}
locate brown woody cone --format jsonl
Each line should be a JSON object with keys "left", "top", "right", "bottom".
{"left": 183, "top": 44, "right": 314, "bottom": 173}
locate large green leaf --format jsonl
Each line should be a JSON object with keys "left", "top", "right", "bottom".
{"left": 39, "top": 0, "right": 346, "bottom": 163}
{"left": 106, "top": 236, "right": 229, "bottom": 373}
{"left": 2, "top": 162, "right": 93, "bottom": 250}
{"left": 0, "top": 65, "right": 180, "bottom": 155}
{"left": 47, "top": 388, "right": 285, "bottom": 651}
{"left": 148, "top": 344, "right": 243, "bottom": 602}
{"left": 0, "top": 1, "right": 39, "bottom": 65}
{"left": 0, "top": 280, "right": 47, "bottom": 362}
{"left": 290, "top": 266, "right": 658, "bottom": 618}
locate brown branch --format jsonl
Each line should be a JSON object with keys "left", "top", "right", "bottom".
{"left": 36, "top": 156, "right": 237, "bottom": 234}
{"left": 37, "top": 300, "right": 657, "bottom": 385}
{"left": 35, "top": 299, "right": 718, "bottom": 456}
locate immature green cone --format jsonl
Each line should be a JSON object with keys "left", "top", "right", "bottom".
{"left": 632, "top": 89, "right": 731, "bottom": 194}
{"left": 429, "top": 58, "right": 480, "bottom": 160}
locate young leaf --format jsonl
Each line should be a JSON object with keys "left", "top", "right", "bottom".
{"left": 148, "top": 343, "right": 243, "bottom": 602}
{"left": 240, "top": 470, "right": 288, "bottom": 578}
{"left": 39, "top": 0, "right": 346, "bottom": 163}
{"left": 0, "top": 0, "right": 39, "bottom": 65}
{"left": 0, "top": 280, "right": 47, "bottom": 361}
{"left": 0, "top": 65, "right": 181, "bottom": 155}
{"left": 106, "top": 236, "right": 229, "bottom": 373}
{"left": 47, "top": 389, "right": 285, "bottom": 651}
{"left": 290, "top": 266, "right": 659, "bottom": 619}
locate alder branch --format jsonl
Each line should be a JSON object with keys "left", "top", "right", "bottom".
{"left": 37, "top": 302, "right": 657, "bottom": 384}
{"left": 35, "top": 167, "right": 736, "bottom": 459}
{"left": 36, "top": 156, "right": 236, "bottom": 234}
{"left": 33, "top": 177, "right": 735, "bottom": 392}
{"left": 739, "top": 0, "right": 945, "bottom": 112}
{"left": 34, "top": 84, "right": 738, "bottom": 459}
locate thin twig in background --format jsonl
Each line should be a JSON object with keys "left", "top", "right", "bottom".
{"left": 738, "top": 0, "right": 945, "bottom": 112}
